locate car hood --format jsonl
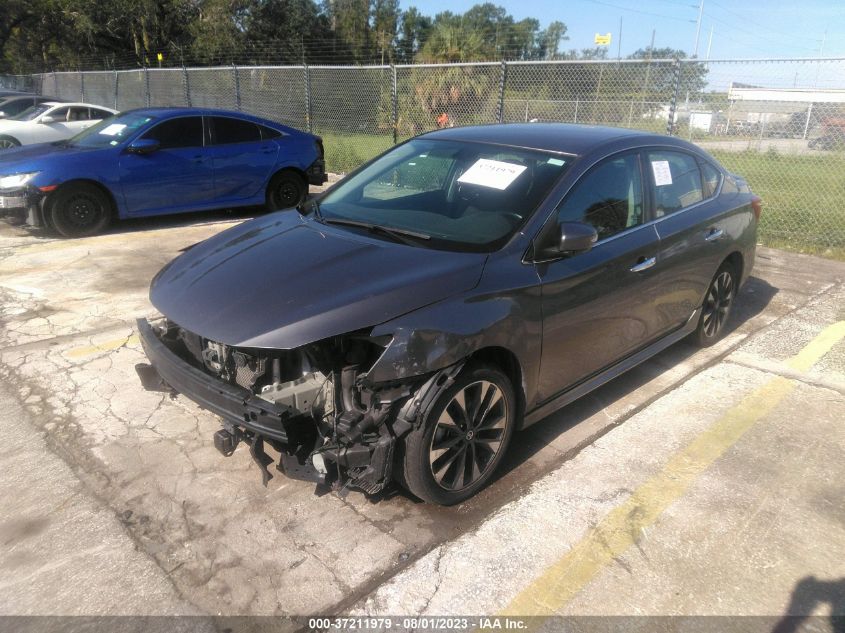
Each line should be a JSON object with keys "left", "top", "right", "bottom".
{"left": 0, "top": 119, "right": 28, "bottom": 131}
{"left": 0, "top": 141, "right": 94, "bottom": 173}
{"left": 149, "top": 212, "right": 488, "bottom": 349}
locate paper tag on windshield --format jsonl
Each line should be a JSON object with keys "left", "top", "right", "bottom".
{"left": 651, "top": 160, "right": 673, "bottom": 186}
{"left": 457, "top": 159, "right": 527, "bottom": 190}
{"left": 99, "top": 123, "right": 126, "bottom": 136}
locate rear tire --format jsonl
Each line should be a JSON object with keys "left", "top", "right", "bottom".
{"left": 0, "top": 136, "right": 20, "bottom": 150}
{"left": 398, "top": 363, "right": 516, "bottom": 505}
{"left": 266, "top": 170, "right": 307, "bottom": 211}
{"left": 692, "top": 262, "right": 736, "bottom": 347}
{"left": 49, "top": 183, "right": 112, "bottom": 238}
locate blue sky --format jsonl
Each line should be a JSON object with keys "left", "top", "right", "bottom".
{"left": 414, "top": 0, "right": 845, "bottom": 59}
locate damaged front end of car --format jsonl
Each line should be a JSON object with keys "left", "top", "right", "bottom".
{"left": 136, "top": 317, "right": 462, "bottom": 496}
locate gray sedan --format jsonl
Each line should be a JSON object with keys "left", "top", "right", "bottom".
{"left": 137, "top": 123, "right": 761, "bottom": 504}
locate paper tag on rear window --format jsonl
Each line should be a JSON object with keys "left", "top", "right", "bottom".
{"left": 99, "top": 123, "right": 126, "bottom": 136}
{"left": 651, "top": 160, "right": 673, "bottom": 186}
{"left": 457, "top": 159, "right": 527, "bottom": 190}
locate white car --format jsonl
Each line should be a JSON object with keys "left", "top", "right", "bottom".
{"left": 0, "top": 102, "right": 118, "bottom": 150}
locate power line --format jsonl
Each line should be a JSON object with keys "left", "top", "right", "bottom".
{"left": 573, "top": 0, "right": 696, "bottom": 24}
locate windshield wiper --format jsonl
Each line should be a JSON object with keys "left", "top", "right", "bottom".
{"left": 321, "top": 218, "right": 431, "bottom": 244}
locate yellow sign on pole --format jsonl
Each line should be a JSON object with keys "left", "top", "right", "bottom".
{"left": 157, "top": 52, "right": 164, "bottom": 62}
{"left": 594, "top": 33, "right": 612, "bottom": 46}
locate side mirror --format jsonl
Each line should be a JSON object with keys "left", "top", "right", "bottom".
{"left": 558, "top": 222, "right": 598, "bottom": 253}
{"left": 127, "top": 138, "right": 160, "bottom": 155}
{"left": 40, "top": 115, "right": 56, "bottom": 124}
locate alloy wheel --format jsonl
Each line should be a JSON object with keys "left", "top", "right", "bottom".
{"left": 429, "top": 380, "right": 509, "bottom": 491}
{"left": 0, "top": 139, "right": 18, "bottom": 150}
{"left": 702, "top": 270, "right": 734, "bottom": 338}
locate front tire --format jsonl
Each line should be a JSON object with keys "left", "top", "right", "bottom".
{"left": 266, "top": 170, "right": 307, "bottom": 211}
{"left": 398, "top": 364, "right": 516, "bottom": 505}
{"left": 692, "top": 262, "right": 736, "bottom": 347}
{"left": 49, "top": 183, "right": 112, "bottom": 238}
{"left": 0, "top": 136, "right": 20, "bottom": 150}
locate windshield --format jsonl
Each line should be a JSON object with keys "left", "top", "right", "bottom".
{"left": 316, "top": 138, "right": 570, "bottom": 252}
{"left": 67, "top": 112, "right": 155, "bottom": 148}
{"left": 12, "top": 104, "right": 51, "bottom": 121}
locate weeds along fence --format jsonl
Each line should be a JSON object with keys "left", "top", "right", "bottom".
{"left": 2, "top": 57, "right": 845, "bottom": 255}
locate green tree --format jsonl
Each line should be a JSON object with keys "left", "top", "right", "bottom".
{"left": 323, "top": 0, "right": 372, "bottom": 63}
{"left": 372, "top": 0, "right": 399, "bottom": 63}
{"left": 395, "top": 6, "right": 431, "bottom": 63}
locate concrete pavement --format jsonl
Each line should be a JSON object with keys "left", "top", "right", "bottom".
{"left": 1, "top": 205, "right": 844, "bottom": 620}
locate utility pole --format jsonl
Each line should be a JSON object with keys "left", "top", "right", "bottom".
{"left": 814, "top": 29, "right": 826, "bottom": 88}
{"left": 617, "top": 16, "right": 623, "bottom": 61}
{"left": 693, "top": 0, "right": 704, "bottom": 57}
{"left": 705, "top": 25, "right": 713, "bottom": 60}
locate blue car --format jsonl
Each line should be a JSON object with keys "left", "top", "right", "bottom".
{"left": 0, "top": 108, "right": 326, "bottom": 236}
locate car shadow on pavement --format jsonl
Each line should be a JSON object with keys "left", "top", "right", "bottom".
{"left": 771, "top": 576, "right": 845, "bottom": 633}
{"left": 372, "top": 275, "right": 778, "bottom": 511}
{"left": 2, "top": 206, "right": 263, "bottom": 240}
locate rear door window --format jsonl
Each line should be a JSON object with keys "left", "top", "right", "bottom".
{"left": 210, "top": 116, "right": 261, "bottom": 145}
{"left": 142, "top": 116, "right": 204, "bottom": 149}
{"left": 68, "top": 107, "right": 91, "bottom": 121}
{"left": 90, "top": 108, "right": 113, "bottom": 120}
{"left": 646, "top": 150, "right": 704, "bottom": 217}
{"left": 259, "top": 124, "right": 282, "bottom": 140}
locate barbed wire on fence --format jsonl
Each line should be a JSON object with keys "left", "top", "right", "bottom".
{"left": 2, "top": 57, "right": 845, "bottom": 254}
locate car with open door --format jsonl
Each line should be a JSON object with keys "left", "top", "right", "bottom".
{"left": 0, "top": 107, "right": 326, "bottom": 236}
{"left": 135, "top": 123, "right": 761, "bottom": 505}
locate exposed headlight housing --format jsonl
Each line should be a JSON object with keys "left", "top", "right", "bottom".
{"left": 0, "top": 172, "right": 39, "bottom": 189}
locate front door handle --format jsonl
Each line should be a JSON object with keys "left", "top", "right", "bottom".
{"left": 705, "top": 228, "right": 724, "bottom": 242}
{"left": 630, "top": 256, "right": 656, "bottom": 273}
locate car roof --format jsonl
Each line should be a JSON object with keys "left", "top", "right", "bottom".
{"left": 419, "top": 123, "right": 665, "bottom": 156}
{"left": 127, "top": 107, "right": 268, "bottom": 119}
{"left": 41, "top": 101, "right": 115, "bottom": 109}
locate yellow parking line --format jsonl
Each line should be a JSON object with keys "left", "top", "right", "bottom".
{"left": 500, "top": 320, "right": 845, "bottom": 620}
{"left": 65, "top": 334, "right": 139, "bottom": 358}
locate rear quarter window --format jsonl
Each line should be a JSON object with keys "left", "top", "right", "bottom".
{"left": 699, "top": 160, "right": 722, "bottom": 198}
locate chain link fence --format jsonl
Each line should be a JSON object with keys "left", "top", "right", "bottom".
{"left": 5, "top": 58, "right": 845, "bottom": 256}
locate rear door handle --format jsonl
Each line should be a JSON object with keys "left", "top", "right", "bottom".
{"left": 705, "top": 228, "right": 724, "bottom": 242}
{"left": 629, "top": 256, "right": 656, "bottom": 273}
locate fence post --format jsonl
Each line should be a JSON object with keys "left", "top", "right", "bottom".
{"left": 666, "top": 58, "right": 683, "bottom": 136}
{"left": 232, "top": 64, "right": 242, "bottom": 111}
{"left": 303, "top": 64, "right": 313, "bottom": 133}
{"left": 143, "top": 66, "right": 151, "bottom": 107}
{"left": 182, "top": 65, "right": 191, "bottom": 107}
{"left": 496, "top": 60, "right": 508, "bottom": 124}
{"left": 802, "top": 102, "right": 814, "bottom": 140}
{"left": 391, "top": 65, "right": 398, "bottom": 145}
{"left": 113, "top": 70, "right": 119, "bottom": 110}
{"left": 79, "top": 70, "right": 84, "bottom": 102}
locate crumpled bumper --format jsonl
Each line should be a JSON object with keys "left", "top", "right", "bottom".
{"left": 135, "top": 318, "right": 290, "bottom": 443}
{"left": 0, "top": 186, "right": 41, "bottom": 212}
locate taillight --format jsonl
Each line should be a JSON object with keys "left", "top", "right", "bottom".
{"left": 751, "top": 195, "right": 762, "bottom": 220}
